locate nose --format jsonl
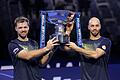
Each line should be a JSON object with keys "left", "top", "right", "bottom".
{"left": 21, "top": 27, "right": 27, "bottom": 32}
{"left": 93, "top": 26, "right": 97, "bottom": 29}
{"left": 21, "top": 28, "right": 25, "bottom": 30}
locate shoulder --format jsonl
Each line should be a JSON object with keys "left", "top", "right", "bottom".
{"left": 101, "top": 37, "right": 110, "bottom": 40}
{"left": 8, "top": 39, "right": 21, "bottom": 52}
{"left": 101, "top": 37, "right": 111, "bottom": 44}
{"left": 8, "top": 39, "right": 19, "bottom": 46}
{"left": 98, "top": 37, "right": 112, "bottom": 53}
{"left": 100, "top": 37, "right": 112, "bottom": 50}
{"left": 8, "top": 39, "right": 24, "bottom": 55}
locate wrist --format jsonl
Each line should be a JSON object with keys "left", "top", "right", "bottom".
{"left": 44, "top": 47, "right": 50, "bottom": 52}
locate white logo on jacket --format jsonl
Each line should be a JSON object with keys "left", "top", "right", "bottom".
{"left": 13, "top": 48, "right": 19, "bottom": 54}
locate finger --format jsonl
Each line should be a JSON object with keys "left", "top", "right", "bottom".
{"left": 52, "top": 39, "right": 59, "bottom": 43}
{"left": 65, "top": 44, "right": 70, "bottom": 46}
{"left": 51, "top": 37, "right": 56, "bottom": 41}
{"left": 53, "top": 43, "right": 60, "bottom": 46}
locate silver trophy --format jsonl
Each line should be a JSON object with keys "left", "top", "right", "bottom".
{"left": 40, "top": 10, "right": 82, "bottom": 47}
{"left": 50, "top": 20, "right": 69, "bottom": 44}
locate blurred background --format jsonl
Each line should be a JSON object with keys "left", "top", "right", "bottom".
{"left": 0, "top": 0, "right": 120, "bottom": 67}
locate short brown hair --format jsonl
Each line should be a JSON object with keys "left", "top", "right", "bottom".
{"left": 14, "top": 16, "right": 30, "bottom": 27}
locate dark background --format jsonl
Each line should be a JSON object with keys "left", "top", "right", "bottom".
{"left": 0, "top": 0, "right": 120, "bottom": 66}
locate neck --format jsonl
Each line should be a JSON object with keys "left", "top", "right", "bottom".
{"left": 90, "top": 34, "right": 101, "bottom": 40}
{"left": 17, "top": 36, "right": 28, "bottom": 41}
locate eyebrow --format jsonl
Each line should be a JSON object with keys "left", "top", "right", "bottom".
{"left": 91, "top": 24, "right": 99, "bottom": 26}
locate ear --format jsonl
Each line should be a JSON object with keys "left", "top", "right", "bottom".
{"left": 27, "top": 26, "right": 30, "bottom": 31}
{"left": 15, "top": 27, "right": 17, "bottom": 31}
{"left": 88, "top": 25, "right": 90, "bottom": 30}
{"left": 100, "top": 24, "right": 101, "bottom": 29}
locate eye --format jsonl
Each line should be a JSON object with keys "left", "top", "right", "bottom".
{"left": 91, "top": 25, "right": 94, "bottom": 27}
{"left": 96, "top": 24, "right": 99, "bottom": 27}
{"left": 18, "top": 27, "right": 22, "bottom": 29}
{"left": 24, "top": 26, "right": 28, "bottom": 28}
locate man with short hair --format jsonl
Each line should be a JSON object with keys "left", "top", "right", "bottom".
{"left": 66, "top": 17, "right": 111, "bottom": 80}
{"left": 8, "top": 16, "right": 59, "bottom": 80}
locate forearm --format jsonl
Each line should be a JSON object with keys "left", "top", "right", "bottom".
{"left": 28, "top": 47, "right": 50, "bottom": 59}
{"left": 40, "top": 50, "right": 54, "bottom": 66}
{"left": 74, "top": 46, "right": 98, "bottom": 58}
{"left": 18, "top": 47, "right": 50, "bottom": 60}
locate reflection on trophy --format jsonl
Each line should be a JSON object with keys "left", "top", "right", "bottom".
{"left": 50, "top": 20, "right": 70, "bottom": 44}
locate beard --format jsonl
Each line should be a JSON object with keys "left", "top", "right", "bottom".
{"left": 18, "top": 32, "right": 28, "bottom": 39}
{"left": 90, "top": 30, "right": 100, "bottom": 37}
{"left": 19, "top": 34, "right": 27, "bottom": 39}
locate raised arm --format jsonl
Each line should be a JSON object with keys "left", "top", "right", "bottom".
{"left": 17, "top": 37, "right": 59, "bottom": 60}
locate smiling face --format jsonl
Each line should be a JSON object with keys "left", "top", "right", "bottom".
{"left": 88, "top": 17, "right": 101, "bottom": 37}
{"left": 15, "top": 21, "right": 29, "bottom": 39}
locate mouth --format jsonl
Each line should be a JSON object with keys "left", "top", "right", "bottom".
{"left": 91, "top": 30, "right": 99, "bottom": 36}
{"left": 18, "top": 33, "right": 27, "bottom": 39}
{"left": 92, "top": 30, "right": 98, "bottom": 32}
{"left": 21, "top": 31, "right": 27, "bottom": 34}
{"left": 20, "top": 32, "right": 27, "bottom": 36}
